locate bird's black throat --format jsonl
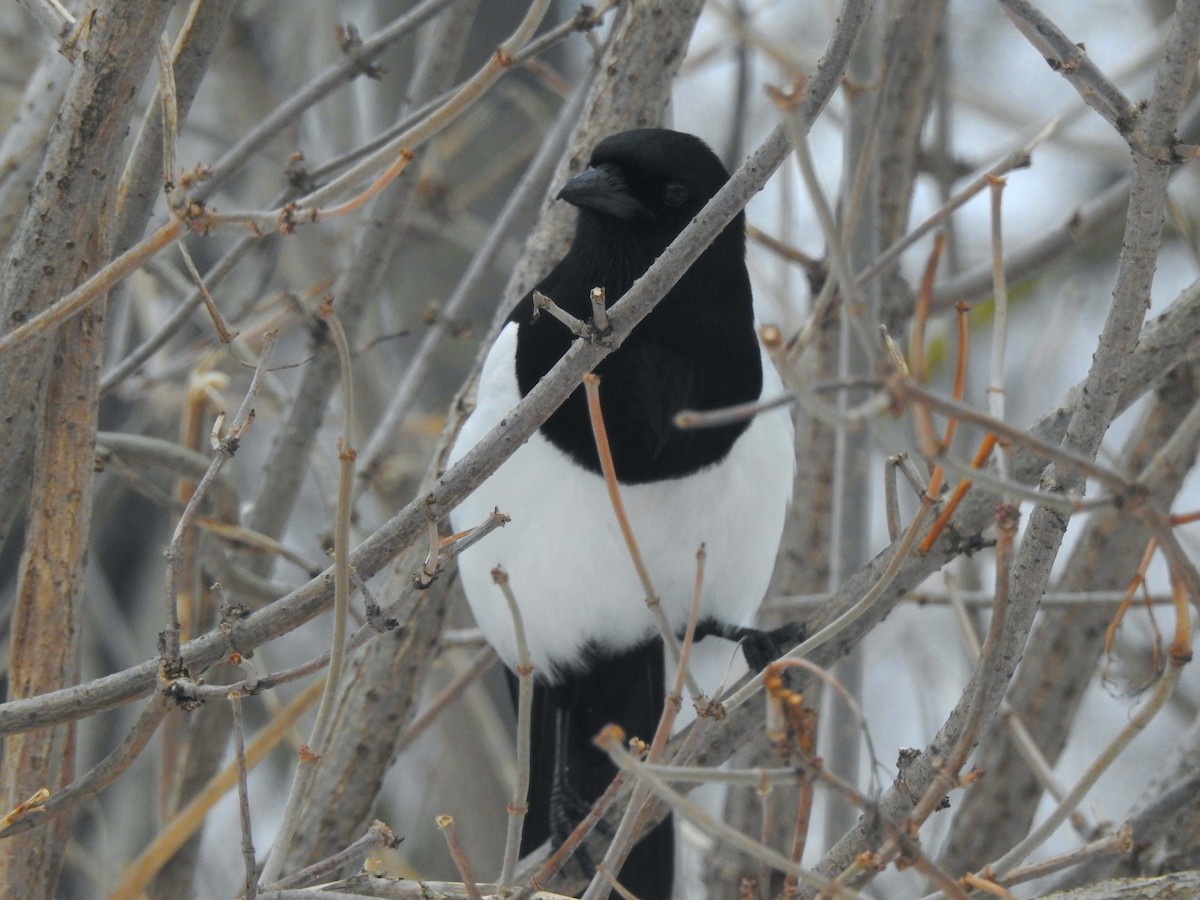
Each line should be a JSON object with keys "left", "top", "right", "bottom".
{"left": 511, "top": 217, "right": 762, "bottom": 484}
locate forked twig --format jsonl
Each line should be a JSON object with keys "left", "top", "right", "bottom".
{"left": 109, "top": 677, "right": 324, "bottom": 896}
{"left": 162, "top": 331, "right": 277, "bottom": 672}
{"left": 594, "top": 729, "right": 856, "bottom": 897}
{"left": 968, "top": 574, "right": 1192, "bottom": 886}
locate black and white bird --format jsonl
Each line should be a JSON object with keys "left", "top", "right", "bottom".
{"left": 448, "top": 128, "right": 796, "bottom": 898}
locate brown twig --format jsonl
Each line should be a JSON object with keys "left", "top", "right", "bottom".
{"left": 515, "top": 772, "right": 627, "bottom": 900}
{"left": 995, "top": 824, "right": 1132, "bottom": 887}
{"left": 437, "top": 815, "right": 485, "bottom": 900}
{"left": 0, "top": 218, "right": 183, "bottom": 355}
{"left": 674, "top": 393, "right": 797, "bottom": 430}
{"left": 919, "top": 434, "right": 998, "bottom": 556}
{"left": 532, "top": 289, "right": 593, "bottom": 339}
{"left": 582, "top": 373, "right": 699, "bottom": 697}
{"left": 437, "top": 510, "right": 511, "bottom": 567}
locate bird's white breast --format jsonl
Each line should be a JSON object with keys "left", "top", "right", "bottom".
{"left": 448, "top": 322, "right": 794, "bottom": 683}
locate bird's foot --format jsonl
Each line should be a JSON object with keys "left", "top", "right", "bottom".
{"left": 694, "top": 617, "right": 807, "bottom": 672}
{"left": 740, "top": 620, "right": 807, "bottom": 672}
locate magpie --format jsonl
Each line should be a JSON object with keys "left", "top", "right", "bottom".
{"left": 448, "top": 128, "right": 796, "bottom": 898}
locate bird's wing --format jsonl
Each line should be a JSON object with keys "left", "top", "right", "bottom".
{"left": 606, "top": 339, "right": 701, "bottom": 466}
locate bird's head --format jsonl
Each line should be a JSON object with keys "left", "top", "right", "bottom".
{"left": 557, "top": 128, "right": 740, "bottom": 251}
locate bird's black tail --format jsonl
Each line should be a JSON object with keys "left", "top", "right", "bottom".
{"left": 513, "top": 639, "right": 674, "bottom": 899}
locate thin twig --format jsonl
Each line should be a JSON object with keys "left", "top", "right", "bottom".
{"left": 516, "top": 772, "right": 627, "bottom": 900}
{"left": 532, "top": 289, "right": 593, "bottom": 339}
{"left": 264, "top": 821, "right": 400, "bottom": 891}
{"left": 438, "top": 510, "right": 511, "bottom": 565}
{"left": 993, "top": 825, "right": 1133, "bottom": 889}
{"left": 594, "top": 730, "right": 853, "bottom": 897}
{"left": 726, "top": 484, "right": 936, "bottom": 711}
{"left": 14, "top": 0, "right": 74, "bottom": 44}
{"left": 944, "top": 575, "right": 1094, "bottom": 840}
{"left": 101, "top": 231, "right": 263, "bottom": 394}
{"left": 393, "top": 648, "right": 497, "bottom": 757}
{"left": 0, "top": 789, "right": 49, "bottom": 832}
{"left": 582, "top": 374, "right": 699, "bottom": 697}
{"left": 415, "top": 518, "right": 442, "bottom": 588}
{"left": 0, "top": 694, "right": 169, "bottom": 837}
{"left": 162, "top": 331, "right": 277, "bottom": 671}
{"left": 211, "top": 0, "right": 556, "bottom": 231}
{"left": 884, "top": 455, "right": 903, "bottom": 541}
{"left": 674, "top": 393, "right": 796, "bottom": 430}
{"left": 776, "top": 87, "right": 876, "bottom": 361}
{"left": 987, "top": 175, "right": 1013, "bottom": 486}
{"left": 155, "top": 35, "right": 179, "bottom": 208}
{"left": 229, "top": 691, "right": 257, "bottom": 900}
{"left": 257, "top": 303, "right": 355, "bottom": 885}
{"left": 0, "top": 219, "right": 183, "bottom": 355}
{"left": 919, "top": 435, "right": 998, "bottom": 555}
{"left": 908, "top": 233, "right": 949, "bottom": 467}
{"left": 437, "top": 815, "right": 485, "bottom": 900}
{"left": 589, "top": 287, "right": 611, "bottom": 335}
{"left": 177, "top": 239, "right": 237, "bottom": 345}
{"left": 994, "top": 0, "right": 1143, "bottom": 152}
{"left": 987, "top": 661, "right": 1183, "bottom": 879}
{"left": 494, "top": 568, "right": 534, "bottom": 887}
{"left": 853, "top": 130, "right": 1048, "bottom": 288}
{"left": 193, "top": 0, "right": 464, "bottom": 202}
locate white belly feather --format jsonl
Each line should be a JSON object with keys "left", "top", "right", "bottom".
{"left": 448, "top": 322, "right": 794, "bottom": 682}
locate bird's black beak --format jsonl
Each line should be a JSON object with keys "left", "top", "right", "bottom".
{"left": 557, "top": 164, "right": 648, "bottom": 221}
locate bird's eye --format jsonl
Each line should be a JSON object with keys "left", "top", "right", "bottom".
{"left": 662, "top": 182, "right": 689, "bottom": 207}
